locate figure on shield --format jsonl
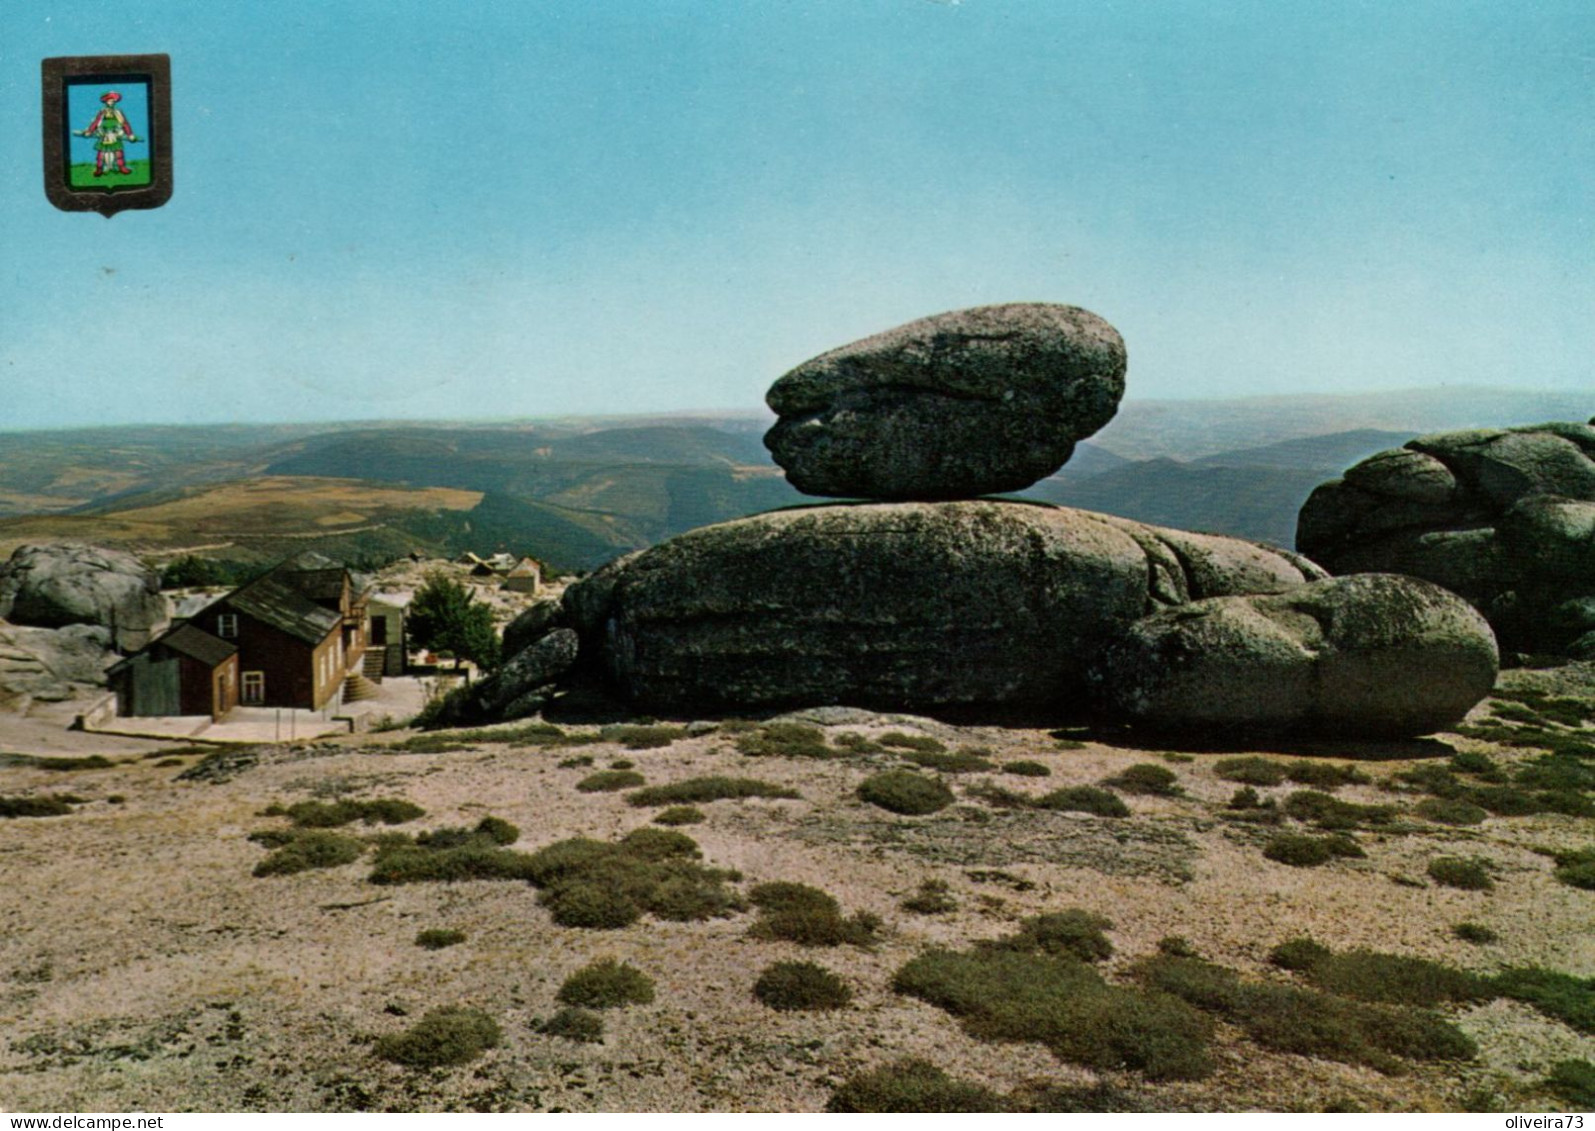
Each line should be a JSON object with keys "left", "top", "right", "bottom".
{"left": 75, "top": 91, "right": 140, "bottom": 177}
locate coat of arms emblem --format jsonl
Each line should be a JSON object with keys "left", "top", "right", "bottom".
{"left": 42, "top": 54, "right": 172, "bottom": 216}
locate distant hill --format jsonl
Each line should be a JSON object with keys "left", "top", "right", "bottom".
{"left": 1186, "top": 429, "right": 1413, "bottom": 471}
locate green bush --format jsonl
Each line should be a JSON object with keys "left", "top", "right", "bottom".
{"left": 556, "top": 958, "right": 655, "bottom": 1008}
{"left": 1553, "top": 848, "right": 1595, "bottom": 890}
{"left": 1002, "top": 760, "right": 1051, "bottom": 777}
{"left": 1448, "top": 750, "right": 1499, "bottom": 775}
{"left": 894, "top": 948, "right": 1213, "bottom": 1081}
{"left": 280, "top": 798, "right": 425, "bottom": 827}
{"left": 1281, "top": 790, "right": 1395, "bottom": 829}
{"left": 653, "top": 806, "right": 705, "bottom": 826}
{"left": 1415, "top": 797, "right": 1488, "bottom": 825}
{"left": 998, "top": 910, "right": 1113, "bottom": 962}
{"left": 1491, "top": 967, "right": 1595, "bottom": 1034}
{"left": 1303, "top": 949, "right": 1490, "bottom": 1007}
{"left": 524, "top": 833, "right": 743, "bottom": 930}
{"left": 1543, "top": 1059, "right": 1595, "bottom": 1108}
{"left": 253, "top": 830, "right": 365, "bottom": 876}
{"left": 826, "top": 1060, "right": 1009, "bottom": 1113}
{"left": 753, "top": 961, "right": 852, "bottom": 1011}
{"left": 625, "top": 777, "right": 800, "bottom": 807}
{"left": 902, "top": 748, "right": 998, "bottom": 773}
{"left": 1269, "top": 938, "right": 1332, "bottom": 971}
{"left": 1157, "top": 936, "right": 1199, "bottom": 958}
{"left": 901, "top": 879, "right": 957, "bottom": 915}
{"left": 0, "top": 794, "right": 80, "bottom": 818}
{"left": 415, "top": 928, "right": 467, "bottom": 950}
{"left": 1214, "top": 756, "right": 1287, "bottom": 786}
{"left": 536, "top": 1007, "right": 604, "bottom": 1043}
{"left": 1453, "top": 922, "right": 1498, "bottom": 945}
{"left": 965, "top": 780, "right": 1035, "bottom": 809}
{"left": 474, "top": 816, "right": 520, "bottom": 845}
{"left": 832, "top": 731, "right": 884, "bottom": 754}
{"left": 748, "top": 882, "right": 881, "bottom": 947}
{"left": 1428, "top": 856, "right": 1494, "bottom": 891}
{"left": 1227, "top": 786, "right": 1268, "bottom": 810}
{"left": 368, "top": 819, "right": 538, "bottom": 885}
{"left": 1284, "top": 760, "right": 1370, "bottom": 789}
{"left": 599, "top": 723, "right": 687, "bottom": 749}
{"left": 734, "top": 723, "right": 833, "bottom": 759}
{"left": 576, "top": 769, "right": 646, "bottom": 792}
{"left": 1034, "top": 785, "right": 1130, "bottom": 818}
{"left": 1134, "top": 954, "right": 1475, "bottom": 1072}
{"left": 1263, "top": 833, "right": 1363, "bottom": 867}
{"left": 374, "top": 1006, "right": 501, "bottom": 1068}
{"left": 879, "top": 732, "right": 946, "bottom": 753}
{"left": 858, "top": 770, "right": 954, "bottom": 816}
{"left": 558, "top": 754, "right": 595, "bottom": 768}
{"left": 1103, "top": 763, "right": 1181, "bottom": 796}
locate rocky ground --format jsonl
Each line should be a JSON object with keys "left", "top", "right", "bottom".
{"left": 0, "top": 668, "right": 1591, "bottom": 1113}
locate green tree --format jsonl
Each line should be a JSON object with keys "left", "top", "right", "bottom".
{"left": 407, "top": 574, "right": 501, "bottom": 672}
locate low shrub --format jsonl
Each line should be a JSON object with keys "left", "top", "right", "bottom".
{"left": 1415, "top": 797, "right": 1488, "bottom": 826}
{"left": 1303, "top": 949, "right": 1490, "bottom": 1007}
{"left": 415, "top": 928, "right": 467, "bottom": 950}
{"left": 474, "top": 816, "right": 520, "bottom": 845}
{"left": 1214, "top": 756, "right": 1286, "bottom": 786}
{"left": 25, "top": 754, "right": 116, "bottom": 771}
{"left": 610, "top": 759, "right": 635, "bottom": 770}
{"left": 747, "top": 882, "right": 881, "bottom": 948}
{"left": 997, "top": 910, "right": 1113, "bottom": 962}
{"left": 964, "top": 780, "right": 1035, "bottom": 809}
{"left": 1281, "top": 790, "right": 1395, "bottom": 830}
{"left": 1448, "top": 750, "right": 1499, "bottom": 776}
{"left": 536, "top": 1006, "right": 604, "bottom": 1043}
{"left": 826, "top": 1059, "right": 1009, "bottom": 1113}
{"left": 253, "top": 830, "right": 365, "bottom": 877}
{"left": 893, "top": 948, "right": 1213, "bottom": 1081}
{"left": 901, "top": 879, "right": 957, "bottom": 915}
{"left": 1285, "top": 760, "right": 1370, "bottom": 789}
{"left": 1553, "top": 848, "right": 1595, "bottom": 891}
{"left": 526, "top": 832, "right": 743, "bottom": 929}
{"left": 368, "top": 819, "right": 539, "bottom": 885}
{"left": 653, "top": 806, "right": 705, "bottom": 826}
{"left": 901, "top": 748, "right": 998, "bottom": 773}
{"left": 1034, "top": 785, "right": 1130, "bottom": 818}
{"left": 625, "top": 777, "right": 800, "bottom": 807}
{"left": 0, "top": 794, "right": 81, "bottom": 818}
{"left": 1002, "top": 760, "right": 1051, "bottom": 777}
{"left": 832, "top": 731, "right": 884, "bottom": 754}
{"left": 556, "top": 958, "right": 655, "bottom": 1008}
{"left": 753, "top": 961, "right": 852, "bottom": 1011}
{"left": 558, "top": 754, "right": 595, "bottom": 768}
{"left": 1134, "top": 954, "right": 1475, "bottom": 1072}
{"left": 1428, "top": 857, "right": 1493, "bottom": 891}
{"left": 858, "top": 770, "right": 954, "bottom": 815}
{"left": 878, "top": 732, "right": 946, "bottom": 753}
{"left": 1227, "top": 786, "right": 1268, "bottom": 810}
{"left": 1103, "top": 763, "right": 1181, "bottom": 796}
{"left": 1263, "top": 833, "right": 1364, "bottom": 867}
{"left": 600, "top": 723, "right": 687, "bottom": 749}
{"left": 1492, "top": 966, "right": 1595, "bottom": 1034}
{"left": 1544, "top": 1059, "right": 1595, "bottom": 1109}
{"left": 281, "top": 798, "right": 425, "bottom": 828}
{"left": 1157, "top": 936, "right": 1200, "bottom": 958}
{"left": 735, "top": 723, "right": 833, "bottom": 759}
{"left": 1453, "top": 922, "right": 1498, "bottom": 945}
{"left": 576, "top": 769, "right": 646, "bottom": 793}
{"left": 374, "top": 1006, "right": 501, "bottom": 1068}
{"left": 1269, "top": 938, "right": 1332, "bottom": 972}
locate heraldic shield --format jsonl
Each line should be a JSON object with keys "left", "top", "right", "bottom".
{"left": 42, "top": 54, "right": 173, "bottom": 217}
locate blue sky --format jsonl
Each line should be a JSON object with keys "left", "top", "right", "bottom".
{"left": 1, "top": 1, "right": 1590, "bottom": 429}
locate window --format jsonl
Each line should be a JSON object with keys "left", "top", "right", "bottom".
{"left": 216, "top": 613, "right": 238, "bottom": 639}
{"left": 242, "top": 671, "right": 264, "bottom": 704}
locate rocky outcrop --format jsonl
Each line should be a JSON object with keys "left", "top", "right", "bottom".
{"left": 1094, "top": 574, "right": 1499, "bottom": 737}
{"left": 0, "top": 622, "right": 116, "bottom": 707}
{"left": 764, "top": 303, "right": 1126, "bottom": 499}
{"left": 471, "top": 628, "right": 579, "bottom": 718}
{"left": 559, "top": 500, "right": 1322, "bottom": 714}
{"left": 1298, "top": 421, "right": 1595, "bottom": 656}
{"left": 0, "top": 543, "right": 168, "bottom": 651}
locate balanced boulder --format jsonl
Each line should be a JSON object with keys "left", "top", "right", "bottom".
{"left": 764, "top": 303, "right": 1126, "bottom": 499}
{"left": 0, "top": 543, "right": 168, "bottom": 652}
{"left": 1095, "top": 574, "right": 1499, "bottom": 737}
{"left": 561, "top": 500, "right": 1322, "bottom": 714}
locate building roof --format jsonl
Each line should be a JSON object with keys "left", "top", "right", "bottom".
{"left": 225, "top": 574, "right": 342, "bottom": 646}
{"left": 159, "top": 622, "right": 238, "bottom": 667}
{"left": 506, "top": 557, "right": 541, "bottom": 579}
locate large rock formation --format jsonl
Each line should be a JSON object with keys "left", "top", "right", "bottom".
{"left": 0, "top": 622, "right": 117, "bottom": 707}
{"left": 0, "top": 543, "right": 168, "bottom": 651}
{"left": 1094, "top": 574, "right": 1499, "bottom": 737}
{"left": 1298, "top": 421, "right": 1595, "bottom": 657}
{"left": 559, "top": 500, "right": 1323, "bottom": 714}
{"left": 764, "top": 303, "right": 1126, "bottom": 499}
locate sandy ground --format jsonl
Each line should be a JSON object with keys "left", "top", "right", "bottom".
{"left": 0, "top": 693, "right": 1590, "bottom": 1112}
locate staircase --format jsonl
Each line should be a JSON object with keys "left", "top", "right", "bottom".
{"left": 361, "top": 650, "right": 386, "bottom": 681}
{"left": 343, "top": 671, "right": 382, "bottom": 703}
